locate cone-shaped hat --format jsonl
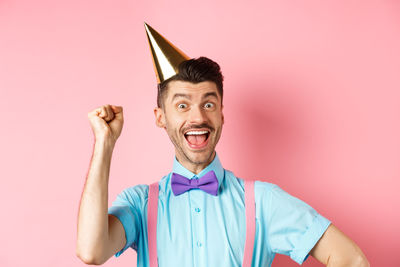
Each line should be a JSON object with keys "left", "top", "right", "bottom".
{"left": 144, "top": 22, "right": 190, "bottom": 84}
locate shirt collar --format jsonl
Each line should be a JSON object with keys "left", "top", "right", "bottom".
{"left": 171, "top": 152, "right": 224, "bottom": 191}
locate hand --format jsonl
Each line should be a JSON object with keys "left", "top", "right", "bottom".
{"left": 87, "top": 104, "right": 124, "bottom": 144}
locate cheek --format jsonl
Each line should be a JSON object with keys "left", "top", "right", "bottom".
{"left": 165, "top": 115, "right": 185, "bottom": 133}
{"left": 211, "top": 114, "right": 223, "bottom": 126}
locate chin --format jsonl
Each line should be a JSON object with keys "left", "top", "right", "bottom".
{"left": 185, "top": 149, "right": 215, "bottom": 164}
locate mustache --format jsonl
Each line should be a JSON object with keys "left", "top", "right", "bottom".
{"left": 182, "top": 123, "right": 214, "bottom": 133}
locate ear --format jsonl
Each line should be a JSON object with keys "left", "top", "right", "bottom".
{"left": 154, "top": 107, "right": 166, "bottom": 129}
{"left": 221, "top": 104, "right": 224, "bottom": 125}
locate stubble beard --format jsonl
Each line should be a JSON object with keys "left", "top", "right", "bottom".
{"left": 166, "top": 122, "right": 222, "bottom": 167}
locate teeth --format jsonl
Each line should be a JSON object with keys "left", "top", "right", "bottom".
{"left": 185, "top": 130, "right": 209, "bottom": 135}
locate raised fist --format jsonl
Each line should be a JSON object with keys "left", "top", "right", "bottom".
{"left": 87, "top": 104, "right": 124, "bottom": 144}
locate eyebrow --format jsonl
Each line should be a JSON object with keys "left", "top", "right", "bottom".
{"left": 171, "top": 92, "right": 219, "bottom": 103}
{"left": 171, "top": 93, "right": 190, "bottom": 102}
{"left": 203, "top": 92, "right": 219, "bottom": 100}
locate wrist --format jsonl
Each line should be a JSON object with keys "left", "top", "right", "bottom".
{"left": 94, "top": 137, "right": 116, "bottom": 151}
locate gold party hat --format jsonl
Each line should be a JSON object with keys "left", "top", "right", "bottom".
{"left": 144, "top": 22, "right": 190, "bottom": 84}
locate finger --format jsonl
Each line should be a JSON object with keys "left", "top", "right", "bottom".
{"left": 111, "top": 105, "right": 123, "bottom": 120}
{"left": 104, "top": 104, "right": 115, "bottom": 121}
{"left": 98, "top": 106, "right": 108, "bottom": 119}
{"left": 88, "top": 107, "right": 105, "bottom": 119}
{"left": 110, "top": 105, "right": 122, "bottom": 113}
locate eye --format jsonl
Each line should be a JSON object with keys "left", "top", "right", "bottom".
{"left": 177, "top": 103, "right": 187, "bottom": 109}
{"left": 204, "top": 102, "right": 214, "bottom": 109}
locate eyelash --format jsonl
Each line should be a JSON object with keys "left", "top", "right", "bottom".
{"left": 178, "top": 103, "right": 187, "bottom": 109}
{"left": 177, "top": 102, "right": 214, "bottom": 109}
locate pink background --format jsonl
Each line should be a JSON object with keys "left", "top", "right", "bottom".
{"left": 1, "top": 0, "right": 399, "bottom": 266}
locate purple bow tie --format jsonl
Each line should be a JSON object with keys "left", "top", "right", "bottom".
{"left": 171, "top": 170, "right": 219, "bottom": 196}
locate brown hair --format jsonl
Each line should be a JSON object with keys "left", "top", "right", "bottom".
{"left": 157, "top": 56, "right": 224, "bottom": 108}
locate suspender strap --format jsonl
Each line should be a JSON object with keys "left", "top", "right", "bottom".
{"left": 148, "top": 182, "right": 159, "bottom": 267}
{"left": 243, "top": 179, "right": 256, "bottom": 267}
{"left": 147, "top": 179, "right": 256, "bottom": 267}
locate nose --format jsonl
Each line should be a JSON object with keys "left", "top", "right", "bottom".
{"left": 188, "top": 105, "right": 207, "bottom": 124}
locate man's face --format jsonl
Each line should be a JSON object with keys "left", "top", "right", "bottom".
{"left": 154, "top": 80, "right": 224, "bottom": 170}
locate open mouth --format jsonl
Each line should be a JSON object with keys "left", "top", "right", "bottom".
{"left": 184, "top": 130, "right": 210, "bottom": 149}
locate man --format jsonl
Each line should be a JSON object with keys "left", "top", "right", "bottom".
{"left": 76, "top": 24, "right": 369, "bottom": 266}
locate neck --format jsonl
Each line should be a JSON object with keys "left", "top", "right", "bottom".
{"left": 175, "top": 151, "right": 216, "bottom": 175}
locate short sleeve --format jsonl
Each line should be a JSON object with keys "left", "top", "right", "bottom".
{"left": 108, "top": 187, "right": 143, "bottom": 257}
{"left": 265, "top": 184, "right": 331, "bottom": 265}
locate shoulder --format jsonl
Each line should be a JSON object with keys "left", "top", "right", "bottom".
{"left": 225, "top": 170, "right": 279, "bottom": 199}
{"left": 252, "top": 180, "right": 311, "bottom": 208}
{"left": 254, "top": 180, "right": 279, "bottom": 193}
{"left": 253, "top": 180, "right": 282, "bottom": 206}
{"left": 230, "top": 173, "right": 279, "bottom": 195}
{"left": 233, "top": 176, "right": 305, "bottom": 209}
{"left": 120, "top": 184, "right": 149, "bottom": 198}
{"left": 117, "top": 174, "right": 169, "bottom": 202}
{"left": 113, "top": 184, "right": 149, "bottom": 208}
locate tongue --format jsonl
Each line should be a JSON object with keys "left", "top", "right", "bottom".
{"left": 186, "top": 134, "right": 207, "bottom": 145}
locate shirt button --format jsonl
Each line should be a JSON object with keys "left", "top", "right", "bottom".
{"left": 197, "top": 241, "right": 202, "bottom": 247}
{"left": 195, "top": 207, "right": 201, "bottom": 213}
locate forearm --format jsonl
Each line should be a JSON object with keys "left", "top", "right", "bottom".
{"left": 326, "top": 244, "right": 370, "bottom": 267}
{"left": 310, "top": 224, "right": 370, "bottom": 267}
{"left": 76, "top": 139, "right": 115, "bottom": 264}
{"left": 327, "top": 256, "right": 370, "bottom": 267}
